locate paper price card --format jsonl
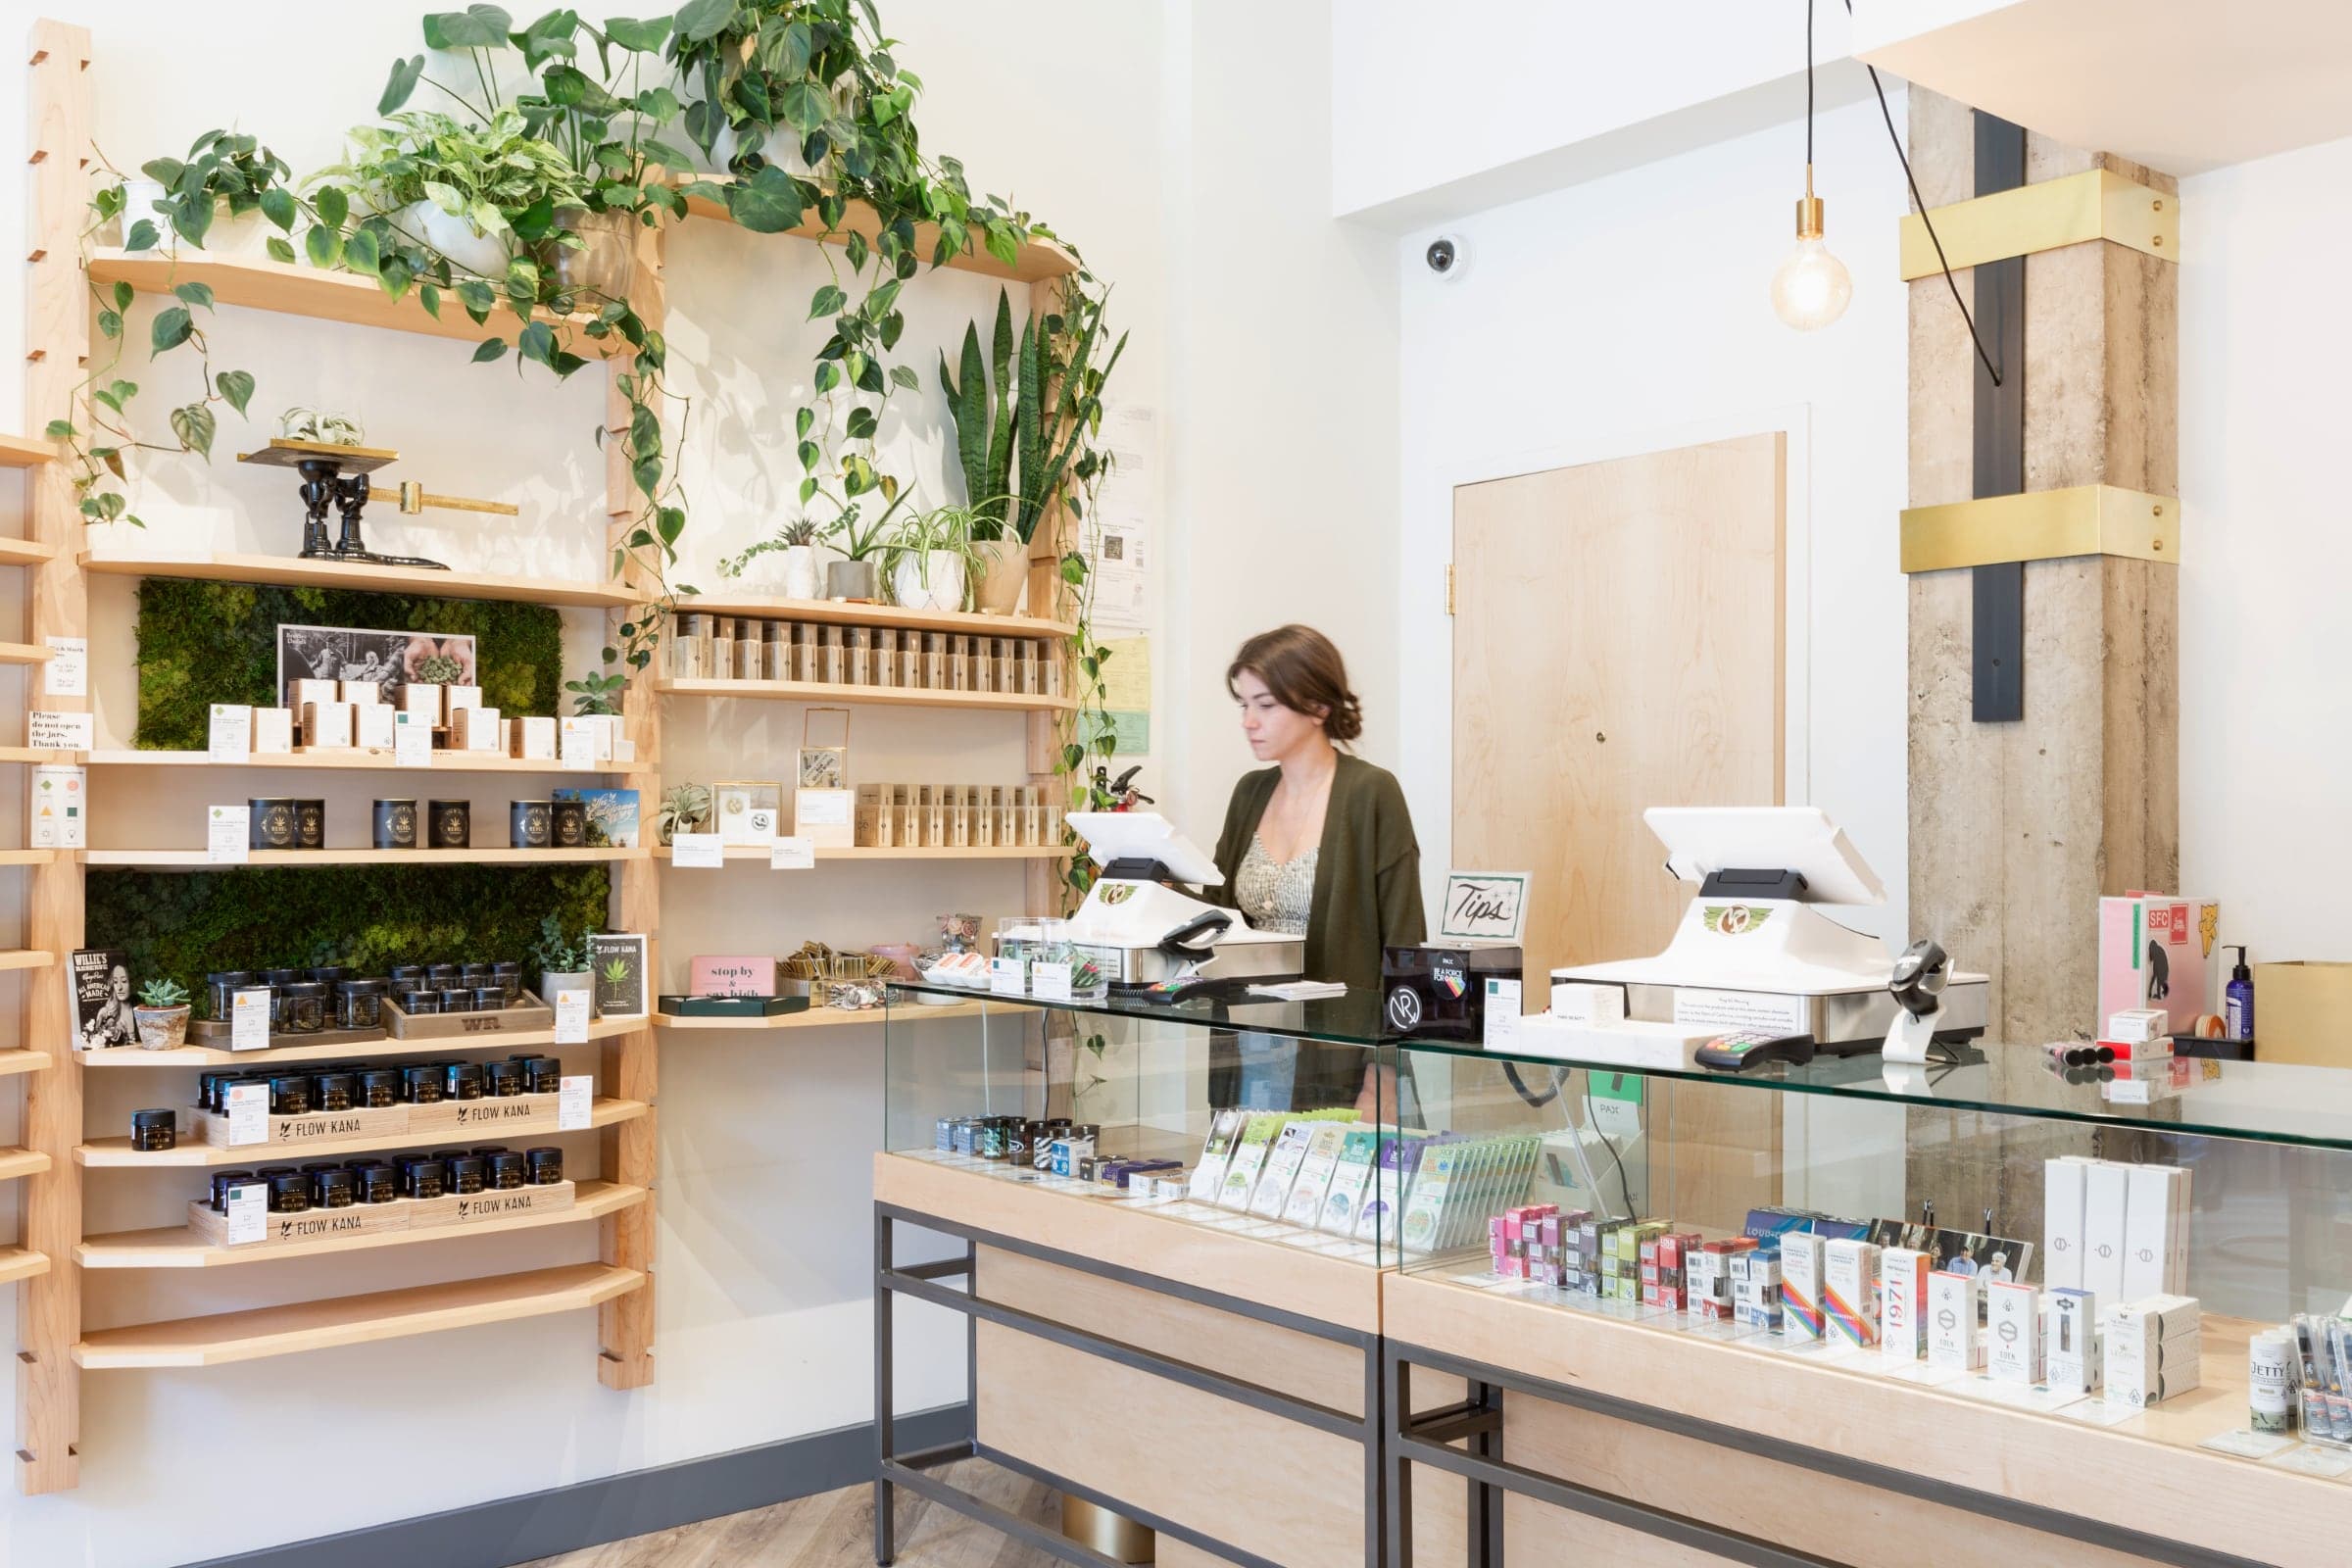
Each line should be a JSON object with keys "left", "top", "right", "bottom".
{"left": 209, "top": 704, "right": 252, "bottom": 762}
{"left": 769, "top": 837, "right": 815, "bottom": 870}
{"left": 42, "top": 636, "right": 86, "bottom": 697}
{"left": 559, "top": 717, "right": 596, "bottom": 770}
{"left": 225, "top": 1081, "right": 269, "bottom": 1146}
{"left": 1031, "top": 961, "right": 1074, "bottom": 1003}
{"left": 394, "top": 720, "right": 434, "bottom": 767}
{"left": 230, "top": 986, "right": 271, "bottom": 1052}
{"left": 553, "top": 989, "right": 591, "bottom": 1044}
{"left": 224, "top": 1180, "right": 269, "bottom": 1245}
{"left": 669, "top": 831, "right": 724, "bottom": 867}
{"left": 559, "top": 1074, "right": 593, "bottom": 1130}
{"left": 989, "top": 956, "right": 1027, "bottom": 997}
{"left": 27, "top": 711, "right": 92, "bottom": 753}
{"left": 207, "top": 805, "right": 251, "bottom": 864}
{"left": 1483, "top": 978, "right": 1523, "bottom": 1049}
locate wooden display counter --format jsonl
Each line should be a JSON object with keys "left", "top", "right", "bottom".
{"left": 1383, "top": 1270, "right": 2337, "bottom": 1568}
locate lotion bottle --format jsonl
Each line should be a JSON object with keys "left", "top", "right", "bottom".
{"left": 2226, "top": 946, "right": 2255, "bottom": 1043}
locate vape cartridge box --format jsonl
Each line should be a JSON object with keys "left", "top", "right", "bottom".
{"left": 2123, "top": 1163, "right": 2182, "bottom": 1303}
{"left": 2082, "top": 1159, "right": 2131, "bottom": 1305}
{"left": 1823, "top": 1239, "right": 1881, "bottom": 1347}
{"left": 1927, "top": 1269, "right": 1984, "bottom": 1372}
{"left": 1987, "top": 1282, "right": 2044, "bottom": 1385}
{"left": 2043, "top": 1155, "right": 2089, "bottom": 1291}
{"left": 1780, "top": 1231, "right": 1827, "bottom": 1340}
{"left": 1880, "top": 1248, "right": 1932, "bottom": 1359}
{"left": 2047, "top": 1288, "right": 2102, "bottom": 1394}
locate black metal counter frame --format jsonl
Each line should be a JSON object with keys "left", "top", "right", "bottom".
{"left": 1381, "top": 1339, "right": 2278, "bottom": 1568}
{"left": 873, "top": 1200, "right": 1388, "bottom": 1568}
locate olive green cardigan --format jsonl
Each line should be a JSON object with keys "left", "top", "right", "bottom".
{"left": 1205, "top": 755, "right": 1427, "bottom": 1106}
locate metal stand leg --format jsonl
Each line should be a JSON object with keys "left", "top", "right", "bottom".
{"left": 1384, "top": 1345, "right": 1412, "bottom": 1568}
{"left": 1468, "top": 1379, "right": 1503, "bottom": 1568}
{"left": 875, "top": 1208, "right": 896, "bottom": 1566}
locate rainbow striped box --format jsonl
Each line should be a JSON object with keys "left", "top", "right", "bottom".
{"left": 1780, "top": 1231, "right": 1826, "bottom": 1341}
{"left": 1823, "top": 1238, "right": 1881, "bottom": 1348}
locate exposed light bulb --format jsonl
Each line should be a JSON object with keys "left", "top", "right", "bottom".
{"left": 1773, "top": 167, "right": 1851, "bottom": 331}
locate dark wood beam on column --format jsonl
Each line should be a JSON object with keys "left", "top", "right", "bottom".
{"left": 1971, "top": 113, "right": 2027, "bottom": 722}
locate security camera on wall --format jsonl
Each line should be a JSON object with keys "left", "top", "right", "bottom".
{"left": 1425, "top": 233, "right": 1470, "bottom": 280}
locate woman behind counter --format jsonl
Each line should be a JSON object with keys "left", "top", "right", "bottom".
{"left": 1207, "top": 625, "right": 1425, "bottom": 1112}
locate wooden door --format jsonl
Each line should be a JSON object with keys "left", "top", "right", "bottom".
{"left": 1451, "top": 433, "right": 1786, "bottom": 983}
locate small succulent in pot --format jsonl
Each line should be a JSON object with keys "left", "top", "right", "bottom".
{"left": 531, "top": 914, "right": 596, "bottom": 1009}
{"left": 133, "top": 977, "right": 193, "bottom": 1051}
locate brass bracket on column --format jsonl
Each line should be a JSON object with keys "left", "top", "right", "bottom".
{"left": 1899, "top": 169, "right": 2178, "bottom": 277}
{"left": 1898, "top": 485, "right": 2180, "bottom": 573}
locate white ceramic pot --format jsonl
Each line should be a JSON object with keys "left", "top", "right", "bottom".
{"left": 402, "top": 199, "right": 510, "bottom": 279}
{"left": 117, "top": 178, "right": 270, "bottom": 257}
{"left": 892, "top": 551, "right": 968, "bottom": 613}
{"left": 780, "top": 544, "right": 822, "bottom": 601}
{"left": 971, "top": 536, "right": 1028, "bottom": 615}
{"left": 540, "top": 969, "right": 591, "bottom": 1011}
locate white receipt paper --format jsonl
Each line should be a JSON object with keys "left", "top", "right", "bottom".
{"left": 207, "top": 805, "right": 251, "bottom": 864}
{"left": 559, "top": 1073, "right": 592, "bottom": 1130}
{"left": 225, "top": 1081, "right": 269, "bottom": 1146}
{"left": 669, "top": 831, "right": 724, "bottom": 868}
{"left": 554, "top": 990, "right": 591, "bottom": 1045}
{"left": 769, "top": 836, "right": 815, "bottom": 870}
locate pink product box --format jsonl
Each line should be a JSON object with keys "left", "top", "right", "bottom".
{"left": 689, "top": 955, "right": 776, "bottom": 997}
{"left": 2097, "top": 895, "right": 2221, "bottom": 1036}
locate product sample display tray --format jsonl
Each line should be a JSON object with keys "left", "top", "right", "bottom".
{"left": 381, "top": 992, "right": 556, "bottom": 1040}
{"left": 182, "top": 1180, "right": 577, "bottom": 1250}
{"left": 188, "top": 1019, "right": 387, "bottom": 1050}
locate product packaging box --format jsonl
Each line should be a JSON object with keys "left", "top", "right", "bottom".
{"left": 451, "top": 704, "right": 502, "bottom": 752}
{"left": 253, "top": 707, "right": 294, "bottom": 753}
{"left": 446, "top": 683, "right": 484, "bottom": 715}
{"left": 1546, "top": 979, "right": 1626, "bottom": 1025}
{"left": 2043, "top": 1155, "right": 2088, "bottom": 1291}
{"left": 2048, "top": 1288, "right": 2102, "bottom": 1395}
{"left": 1880, "top": 1248, "right": 1931, "bottom": 1359}
{"left": 1780, "top": 1232, "right": 1826, "bottom": 1341}
{"left": 302, "top": 700, "right": 355, "bottom": 750}
{"left": 1823, "top": 1239, "right": 1881, "bottom": 1348}
{"left": 2097, "top": 894, "right": 2220, "bottom": 1037}
{"left": 338, "top": 679, "right": 380, "bottom": 707}
{"left": 290, "top": 677, "right": 339, "bottom": 712}
{"left": 2124, "top": 1163, "right": 2183, "bottom": 1303}
{"left": 355, "top": 702, "right": 396, "bottom": 750}
{"left": 1987, "top": 1282, "right": 2044, "bottom": 1385}
{"left": 403, "top": 682, "right": 444, "bottom": 724}
{"left": 2106, "top": 1007, "right": 2172, "bottom": 1043}
{"left": 2249, "top": 961, "right": 2352, "bottom": 1067}
{"left": 1927, "top": 1269, "right": 1984, "bottom": 1372}
{"left": 1732, "top": 1250, "right": 1785, "bottom": 1331}
{"left": 2082, "top": 1159, "right": 2130, "bottom": 1305}
{"left": 513, "top": 714, "right": 558, "bottom": 760}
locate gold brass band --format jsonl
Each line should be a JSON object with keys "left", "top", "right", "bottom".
{"left": 1898, "top": 484, "right": 2179, "bottom": 573}
{"left": 1898, "top": 169, "right": 2176, "bottom": 279}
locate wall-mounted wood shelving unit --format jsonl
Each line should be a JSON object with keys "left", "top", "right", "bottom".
{"left": 0, "top": 642, "right": 53, "bottom": 665}
{"left": 80, "top": 549, "right": 633, "bottom": 608}
{"left": 85, "top": 248, "right": 598, "bottom": 345}
{"left": 651, "top": 843, "right": 1071, "bottom": 863}
{"left": 672, "top": 175, "right": 1079, "bottom": 283}
{"left": 76, "top": 1096, "right": 648, "bottom": 1168}
{"left": 655, "top": 675, "right": 1073, "bottom": 712}
{"left": 0, "top": 1051, "right": 56, "bottom": 1080}
{"left": 0, "top": 538, "right": 59, "bottom": 566}
{"left": 84, "top": 747, "right": 657, "bottom": 776}
{"left": 0, "top": 1249, "right": 52, "bottom": 1287}
{"left": 652, "top": 998, "right": 1018, "bottom": 1031}
{"left": 0, "top": 1149, "right": 52, "bottom": 1182}
{"left": 80, "top": 1014, "right": 640, "bottom": 1069}
{"left": 675, "top": 590, "right": 1074, "bottom": 640}
{"left": 84, "top": 846, "right": 649, "bottom": 868}
{"left": 0, "top": 432, "right": 60, "bottom": 466}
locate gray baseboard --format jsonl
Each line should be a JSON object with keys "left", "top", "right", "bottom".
{"left": 189, "top": 1403, "right": 973, "bottom": 1568}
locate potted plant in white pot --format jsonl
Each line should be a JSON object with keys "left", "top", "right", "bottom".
{"left": 823, "top": 490, "right": 912, "bottom": 603}
{"left": 532, "top": 916, "right": 595, "bottom": 1010}
{"left": 109, "top": 131, "right": 291, "bottom": 258}
{"left": 316, "top": 109, "right": 588, "bottom": 280}
{"left": 885, "top": 504, "right": 984, "bottom": 613}
{"left": 719, "top": 517, "right": 825, "bottom": 600}
{"left": 133, "top": 978, "right": 193, "bottom": 1051}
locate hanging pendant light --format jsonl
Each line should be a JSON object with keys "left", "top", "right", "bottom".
{"left": 1773, "top": 0, "right": 1852, "bottom": 331}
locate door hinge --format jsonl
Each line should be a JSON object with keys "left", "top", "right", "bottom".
{"left": 1446, "top": 564, "right": 1455, "bottom": 616}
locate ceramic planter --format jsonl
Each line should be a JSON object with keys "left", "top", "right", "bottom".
{"left": 891, "top": 551, "right": 968, "bottom": 613}
{"left": 120, "top": 178, "right": 271, "bottom": 258}
{"left": 828, "top": 558, "right": 879, "bottom": 602}
{"left": 133, "top": 1004, "right": 191, "bottom": 1051}
{"left": 780, "top": 544, "right": 823, "bottom": 600}
{"left": 400, "top": 199, "right": 509, "bottom": 278}
{"left": 972, "top": 536, "right": 1028, "bottom": 615}
{"left": 541, "top": 969, "right": 592, "bottom": 1009}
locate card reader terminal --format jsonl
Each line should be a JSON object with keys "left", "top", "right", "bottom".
{"left": 1694, "top": 1030, "right": 1819, "bottom": 1072}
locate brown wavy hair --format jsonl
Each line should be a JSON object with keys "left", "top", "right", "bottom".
{"left": 1226, "top": 625, "right": 1364, "bottom": 745}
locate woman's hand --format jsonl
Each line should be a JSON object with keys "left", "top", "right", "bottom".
{"left": 1354, "top": 1061, "right": 1399, "bottom": 1124}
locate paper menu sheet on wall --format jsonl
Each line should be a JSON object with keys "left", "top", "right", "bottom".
{"left": 42, "top": 637, "right": 86, "bottom": 697}
{"left": 27, "top": 711, "right": 92, "bottom": 753}
{"left": 29, "top": 765, "right": 85, "bottom": 848}
{"left": 1086, "top": 406, "right": 1155, "bottom": 632}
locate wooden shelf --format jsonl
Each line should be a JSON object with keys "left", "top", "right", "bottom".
{"left": 0, "top": 850, "right": 59, "bottom": 867}
{"left": 86, "top": 248, "right": 597, "bottom": 346}
{"left": 0, "top": 642, "right": 53, "bottom": 665}
{"left": 79, "top": 549, "right": 632, "bottom": 608}
{"left": 77, "top": 1179, "right": 648, "bottom": 1270}
{"left": 84, "top": 846, "right": 649, "bottom": 868}
{"left": 654, "top": 843, "right": 1070, "bottom": 863}
{"left": 677, "top": 590, "right": 1073, "bottom": 640}
{"left": 74, "top": 1260, "right": 644, "bottom": 1369}
{"left": 76, "top": 1095, "right": 647, "bottom": 1167}
{"left": 0, "top": 1247, "right": 51, "bottom": 1287}
{"left": 0, "top": 1050, "right": 53, "bottom": 1078}
{"left": 81, "top": 1014, "right": 640, "bottom": 1068}
{"left": 0, "top": 431, "right": 59, "bottom": 467}
{"left": 675, "top": 178, "right": 1079, "bottom": 284}
{"left": 655, "top": 677, "right": 1074, "bottom": 713}
{"left": 0, "top": 950, "right": 54, "bottom": 972}
{"left": 0, "top": 536, "right": 59, "bottom": 566}
{"left": 655, "top": 997, "right": 1024, "bottom": 1030}
{"left": 0, "top": 748, "right": 79, "bottom": 764}
{"left": 0, "top": 1148, "right": 52, "bottom": 1182}
{"left": 85, "top": 747, "right": 650, "bottom": 777}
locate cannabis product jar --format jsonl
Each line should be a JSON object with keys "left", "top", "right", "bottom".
{"left": 294, "top": 799, "right": 326, "bottom": 849}
{"left": 372, "top": 799, "right": 419, "bottom": 849}
{"left": 486, "top": 1151, "right": 527, "bottom": 1190}
{"left": 357, "top": 1067, "right": 401, "bottom": 1108}
{"left": 206, "top": 970, "right": 255, "bottom": 1018}
{"left": 279, "top": 981, "right": 327, "bottom": 1034}
{"left": 129, "top": 1108, "right": 176, "bottom": 1152}
{"left": 248, "top": 798, "right": 299, "bottom": 851}
{"left": 509, "top": 800, "right": 552, "bottom": 849}
{"left": 336, "top": 979, "right": 385, "bottom": 1031}
{"left": 492, "top": 961, "right": 523, "bottom": 1004}
{"left": 483, "top": 1060, "right": 521, "bottom": 1097}
{"left": 427, "top": 799, "right": 470, "bottom": 849}
{"left": 551, "top": 798, "right": 588, "bottom": 848}
{"left": 527, "top": 1147, "right": 564, "bottom": 1185}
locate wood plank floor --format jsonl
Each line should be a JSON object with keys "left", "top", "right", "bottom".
{"left": 518, "top": 1460, "right": 1072, "bottom": 1568}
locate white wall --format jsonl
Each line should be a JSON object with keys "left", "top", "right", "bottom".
{"left": 2178, "top": 131, "right": 2352, "bottom": 962}
{"left": 0, "top": 4, "right": 1172, "bottom": 1562}
{"left": 1393, "top": 94, "right": 1914, "bottom": 947}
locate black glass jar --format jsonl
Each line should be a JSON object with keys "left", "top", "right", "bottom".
{"left": 446, "top": 1153, "right": 487, "bottom": 1195}
{"left": 129, "top": 1108, "right": 176, "bottom": 1152}
{"left": 293, "top": 799, "right": 326, "bottom": 850}
{"left": 471, "top": 986, "right": 507, "bottom": 1013}
{"left": 268, "top": 1173, "right": 312, "bottom": 1212}
{"left": 483, "top": 1060, "right": 522, "bottom": 1098}
{"left": 520, "top": 1056, "right": 562, "bottom": 1095}
{"left": 210, "top": 1169, "right": 257, "bottom": 1212}
{"left": 426, "top": 962, "right": 462, "bottom": 989}
{"left": 461, "top": 963, "right": 495, "bottom": 992}
{"left": 205, "top": 970, "right": 255, "bottom": 1018}
{"left": 280, "top": 981, "right": 327, "bottom": 1034}
{"left": 357, "top": 1164, "right": 400, "bottom": 1203}
{"left": 306, "top": 964, "right": 349, "bottom": 987}
{"left": 446, "top": 1061, "right": 485, "bottom": 1101}
{"left": 401, "top": 1064, "right": 445, "bottom": 1104}
{"left": 491, "top": 961, "right": 523, "bottom": 1004}
{"left": 440, "top": 988, "right": 476, "bottom": 1014}
{"left": 312, "top": 1071, "right": 357, "bottom": 1112}
{"left": 261, "top": 967, "right": 302, "bottom": 989}
{"left": 267, "top": 1074, "right": 312, "bottom": 1115}
{"left": 398, "top": 1156, "right": 448, "bottom": 1200}
{"left": 314, "top": 1168, "right": 358, "bottom": 1208}
{"left": 486, "top": 1151, "right": 527, "bottom": 1190}
{"left": 248, "top": 798, "right": 299, "bottom": 851}
{"left": 256, "top": 1164, "right": 299, "bottom": 1180}
{"left": 357, "top": 1068, "right": 402, "bottom": 1109}
{"left": 550, "top": 798, "right": 589, "bottom": 849}
{"left": 401, "top": 988, "right": 443, "bottom": 1015}
{"left": 372, "top": 798, "right": 419, "bottom": 850}
{"left": 336, "top": 979, "right": 385, "bottom": 1031}
{"left": 390, "top": 963, "right": 429, "bottom": 988}
{"left": 509, "top": 800, "right": 553, "bottom": 849}
{"left": 427, "top": 798, "right": 470, "bottom": 849}
{"left": 526, "top": 1146, "right": 564, "bottom": 1185}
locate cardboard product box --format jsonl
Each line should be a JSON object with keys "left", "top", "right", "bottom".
{"left": 1927, "top": 1269, "right": 1984, "bottom": 1372}
{"left": 2097, "top": 894, "right": 2220, "bottom": 1037}
{"left": 2124, "top": 1163, "right": 2183, "bottom": 1303}
{"left": 1880, "top": 1248, "right": 1931, "bottom": 1359}
{"left": 290, "top": 677, "right": 339, "bottom": 712}
{"left": 403, "top": 682, "right": 445, "bottom": 725}
{"left": 253, "top": 707, "right": 295, "bottom": 753}
{"left": 2048, "top": 1288, "right": 2102, "bottom": 1395}
{"left": 513, "top": 715, "right": 558, "bottom": 760}
{"left": 355, "top": 702, "right": 396, "bottom": 750}
{"left": 1987, "top": 1281, "right": 2043, "bottom": 1384}
{"left": 338, "top": 679, "right": 380, "bottom": 707}
{"left": 446, "top": 683, "right": 484, "bottom": 715}
{"left": 452, "top": 705, "right": 503, "bottom": 752}
{"left": 2251, "top": 961, "right": 2352, "bottom": 1066}
{"left": 1823, "top": 1239, "right": 1881, "bottom": 1347}
{"left": 302, "top": 700, "right": 355, "bottom": 750}
{"left": 2082, "top": 1158, "right": 2131, "bottom": 1305}
{"left": 1547, "top": 979, "right": 1627, "bottom": 1024}
{"left": 1780, "top": 1232, "right": 1826, "bottom": 1341}
{"left": 2044, "top": 1155, "right": 2089, "bottom": 1291}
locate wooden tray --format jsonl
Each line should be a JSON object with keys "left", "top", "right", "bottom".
{"left": 407, "top": 1090, "right": 563, "bottom": 1135}
{"left": 383, "top": 991, "right": 555, "bottom": 1041}
{"left": 200, "top": 1103, "right": 411, "bottom": 1150}
{"left": 190, "top": 1018, "right": 388, "bottom": 1049}
{"left": 182, "top": 1179, "right": 574, "bottom": 1248}
{"left": 409, "top": 1179, "right": 575, "bottom": 1228}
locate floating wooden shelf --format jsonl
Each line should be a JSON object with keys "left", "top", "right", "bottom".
{"left": 674, "top": 177, "right": 1079, "bottom": 284}
{"left": 0, "top": 537, "right": 59, "bottom": 566}
{"left": 74, "top": 1260, "right": 645, "bottom": 1369}
{"left": 655, "top": 677, "right": 1074, "bottom": 713}
{"left": 84, "top": 846, "right": 650, "bottom": 869}
{"left": 654, "top": 997, "right": 1025, "bottom": 1031}
{"left": 0, "top": 748, "right": 80, "bottom": 764}
{"left": 79, "top": 549, "right": 632, "bottom": 609}
{"left": 0, "top": 1247, "right": 51, "bottom": 1287}
{"left": 0, "top": 1050, "right": 54, "bottom": 1078}
{"left": 0, "top": 642, "right": 53, "bottom": 665}
{"left": 85, "top": 747, "right": 651, "bottom": 777}
{"left": 81, "top": 1015, "right": 640, "bottom": 1069}
{"left": 0, "top": 950, "right": 55, "bottom": 972}
{"left": 85, "top": 248, "right": 597, "bottom": 346}
{"left": 76, "top": 1095, "right": 647, "bottom": 1167}
{"left": 77, "top": 1180, "right": 648, "bottom": 1270}
{"left": 654, "top": 843, "right": 1071, "bottom": 863}
{"left": 0, "top": 431, "right": 59, "bottom": 467}
{"left": 0, "top": 1148, "right": 52, "bottom": 1183}
{"left": 675, "top": 591, "right": 1074, "bottom": 640}
{"left": 0, "top": 850, "right": 58, "bottom": 868}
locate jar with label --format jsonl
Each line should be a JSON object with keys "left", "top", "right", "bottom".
{"left": 357, "top": 1068, "right": 402, "bottom": 1108}
{"left": 357, "top": 1164, "right": 400, "bottom": 1204}
{"left": 441, "top": 988, "right": 476, "bottom": 1013}
{"left": 130, "top": 1108, "right": 176, "bottom": 1152}
{"left": 509, "top": 800, "right": 553, "bottom": 849}
{"left": 206, "top": 970, "right": 255, "bottom": 1018}
{"left": 402, "top": 1064, "right": 446, "bottom": 1104}
{"left": 427, "top": 799, "right": 471, "bottom": 849}
{"left": 210, "top": 1169, "right": 257, "bottom": 1212}
{"left": 312, "top": 1071, "right": 357, "bottom": 1112}
{"left": 280, "top": 981, "right": 327, "bottom": 1033}
{"left": 472, "top": 985, "right": 507, "bottom": 1013}
{"left": 527, "top": 1147, "right": 564, "bottom": 1185}
{"left": 446, "top": 1061, "right": 485, "bottom": 1101}
{"left": 248, "top": 798, "right": 299, "bottom": 851}
{"left": 483, "top": 1060, "right": 522, "bottom": 1097}
{"left": 268, "top": 1074, "right": 313, "bottom": 1115}
{"left": 372, "top": 799, "right": 419, "bottom": 849}
{"left": 446, "top": 1154, "right": 487, "bottom": 1195}
{"left": 551, "top": 799, "right": 588, "bottom": 848}
{"left": 336, "top": 979, "right": 385, "bottom": 1031}
{"left": 398, "top": 1156, "right": 447, "bottom": 1199}
{"left": 487, "top": 1151, "right": 527, "bottom": 1190}
{"left": 314, "top": 1168, "right": 358, "bottom": 1208}
{"left": 522, "top": 1056, "right": 562, "bottom": 1094}
{"left": 294, "top": 800, "right": 327, "bottom": 849}
{"left": 491, "top": 961, "right": 523, "bottom": 1004}
{"left": 269, "top": 1173, "right": 313, "bottom": 1212}
{"left": 402, "top": 988, "right": 443, "bottom": 1015}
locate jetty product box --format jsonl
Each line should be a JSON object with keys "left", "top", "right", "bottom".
{"left": 1927, "top": 1269, "right": 1984, "bottom": 1372}
{"left": 1987, "top": 1281, "right": 2044, "bottom": 1385}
